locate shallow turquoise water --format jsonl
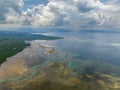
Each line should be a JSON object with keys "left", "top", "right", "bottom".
{"left": 1, "top": 28, "right": 120, "bottom": 89}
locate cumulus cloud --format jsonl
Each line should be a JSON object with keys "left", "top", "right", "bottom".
{"left": 0, "top": 0, "right": 120, "bottom": 29}
{"left": 0, "top": 0, "right": 23, "bottom": 23}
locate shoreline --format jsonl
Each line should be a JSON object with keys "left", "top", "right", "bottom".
{"left": 0, "top": 39, "right": 27, "bottom": 65}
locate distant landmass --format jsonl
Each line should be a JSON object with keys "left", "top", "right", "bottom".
{"left": 0, "top": 31, "right": 63, "bottom": 64}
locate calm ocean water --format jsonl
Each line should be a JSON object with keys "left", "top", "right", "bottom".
{"left": 37, "top": 28, "right": 120, "bottom": 66}
{"left": 1, "top": 28, "right": 120, "bottom": 90}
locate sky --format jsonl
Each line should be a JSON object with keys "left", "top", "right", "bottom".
{"left": 0, "top": 0, "right": 120, "bottom": 30}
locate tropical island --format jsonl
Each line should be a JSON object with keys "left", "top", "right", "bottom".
{"left": 0, "top": 31, "right": 63, "bottom": 64}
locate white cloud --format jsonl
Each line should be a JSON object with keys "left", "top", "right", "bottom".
{"left": 0, "top": 0, "right": 120, "bottom": 29}
{"left": 0, "top": 0, "right": 23, "bottom": 22}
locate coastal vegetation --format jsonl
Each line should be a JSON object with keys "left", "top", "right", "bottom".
{"left": 0, "top": 31, "right": 63, "bottom": 64}
{"left": 0, "top": 38, "right": 26, "bottom": 64}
